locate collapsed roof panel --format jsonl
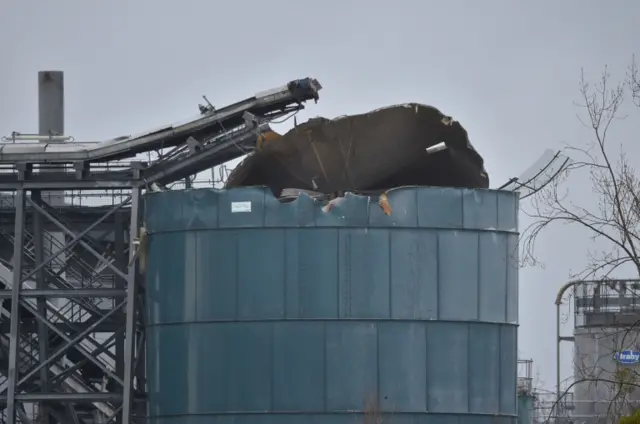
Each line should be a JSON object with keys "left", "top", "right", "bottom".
{"left": 225, "top": 103, "right": 489, "bottom": 195}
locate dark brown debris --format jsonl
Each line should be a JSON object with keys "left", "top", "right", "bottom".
{"left": 226, "top": 103, "right": 489, "bottom": 196}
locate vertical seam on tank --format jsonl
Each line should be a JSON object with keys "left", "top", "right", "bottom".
{"left": 514, "top": 322, "right": 518, "bottom": 412}
{"left": 498, "top": 324, "right": 503, "bottom": 414}
{"left": 296, "top": 229, "right": 301, "bottom": 318}
{"left": 436, "top": 232, "right": 440, "bottom": 320}
{"left": 270, "top": 321, "right": 275, "bottom": 411}
{"left": 388, "top": 230, "right": 392, "bottom": 318}
{"left": 348, "top": 232, "right": 352, "bottom": 318}
{"left": 376, "top": 322, "right": 381, "bottom": 408}
{"left": 283, "top": 228, "right": 288, "bottom": 319}
{"left": 503, "top": 217, "right": 509, "bottom": 413}
{"left": 425, "top": 322, "right": 429, "bottom": 412}
{"left": 215, "top": 190, "right": 220, "bottom": 228}
{"left": 514, "top": 194, "right": 519, "bottom": 231}
{"left": 262, "top": 188, "right": 267, "bottom": 227}
{"left": 323, "top": 321, "right": 328, "bottom": 411}
{"left": 224, "top": 321, "right": 229, "bottom": 408}
{"left": 336, "top": 229, "right": 340, "bottom": 319}
{"left": 494, "top": 191, "right": 499, "bottom": 230}
{"left": 345, "top": 232, "right": 351, "bottom": 318}
{"left": 195, "top": 232, "right": 199, "bottom": 321}
{"left": 467, "top": 322, "right": 471, "bottom": 414}
{"left": 234, "top": 232, "right": 239, "bottom": 320}
{"left": 477, "top": 233, "right": 481, "bottom": 321}
{"left": 460, "top": 191, "right": 465, "bottom": 232}
{"left": 505, "top": 235, "right": 509, "bottom": 323}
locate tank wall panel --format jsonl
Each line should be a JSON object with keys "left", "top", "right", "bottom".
{"left": 145, "top": 186, "right": 519, "bottom": 233}
{"left": 146, "top": 227, "right": 518, "bottom": 324}
{"left": 147, "top": 322, "right": 517, "bottom": 416}
{"left": 145, "top": 186, "right": 519, "bottom": 423}
{"left": 149, "top": 416, "right": 517, "bottom": 424}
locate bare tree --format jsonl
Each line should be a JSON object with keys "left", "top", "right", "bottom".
{"left": 522, "top": 59, "right": 640, "bottom": 280}
{"left": 522, "top": 57, "right": 640, "bottom": 423}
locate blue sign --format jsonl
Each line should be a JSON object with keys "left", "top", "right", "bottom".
{"left": 614, "top": 350, "right": 640, "bottom": 365}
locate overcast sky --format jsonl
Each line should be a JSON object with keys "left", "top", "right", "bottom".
{"left": 2, "top": 0, "right": 639, "bottom": 394}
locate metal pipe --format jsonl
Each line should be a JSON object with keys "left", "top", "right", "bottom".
{"left": 426, "top": 142, "right": 447, "bottom": 155}
{"left": 1, "top": 134, "right": 73, "bottom": 142}
{"left": 38, "top": 71, "right": 64, "bottom": 138}
{"left": 555, "top": 279, "right": 581, "bottom": 416}
{"left": 556, "top": 300, "right": 561, "bottom": 411}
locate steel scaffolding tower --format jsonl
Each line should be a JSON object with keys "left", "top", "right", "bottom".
{"left": 0, "top": 72, "right": 322, "bottom": 424}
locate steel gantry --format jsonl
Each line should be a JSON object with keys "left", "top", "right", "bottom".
{"left": 0, "top": 71, "right": 322, "bottom": 424}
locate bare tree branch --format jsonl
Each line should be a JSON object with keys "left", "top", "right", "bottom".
{"left": 522, "top": 59, "right": 640, "bottom": 279}
{"left": 523, "top": 58, "right": 640, "bottom": 423}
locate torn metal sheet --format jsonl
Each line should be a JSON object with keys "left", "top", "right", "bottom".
{"left": 379, "top": 192, "right": 392, "bottom": 216}
{"left": 225, "top": 103, "right": 489, "bottom": 195}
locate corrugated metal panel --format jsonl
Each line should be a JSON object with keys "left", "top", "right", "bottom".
{"left": 144, "top": 186, "right": 519, "bottom": 424}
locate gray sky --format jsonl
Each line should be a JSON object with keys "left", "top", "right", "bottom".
{"left": 2, "top": 0, "right": 639, "bottom": 393}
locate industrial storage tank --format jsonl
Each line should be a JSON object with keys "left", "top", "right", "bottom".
{"left": 144, "top": 186, "right": 519, "bottom": 424}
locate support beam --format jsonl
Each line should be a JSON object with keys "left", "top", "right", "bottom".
{"left": 0, "top": 288, "right": 126, "bottom": 298}
{"left": 0, "top": 393, "right": 122, "bottom": 403}
{"left": 122, "top": 188, "right": 140, "bottom": 424}
{"left": 0, "top": 180, "right": 137, "bottom": 190}
{"left": 115, "top": 211, "right": 126, "bottom": 424}
{"left": 6, "top": 189, "right": 26, "bottom": 424}
{"left": 66, "top": 403, "right": 82, "bottom": 424}
{"left": 0, "top": 321, "right": 124, "bottom": 334}
{"left": 32, "top": 190, "right": 51, "bottom": 424}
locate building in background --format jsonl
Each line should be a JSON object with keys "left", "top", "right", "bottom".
{"left": 572, "top": 280, "right": 640, "bottom": 423}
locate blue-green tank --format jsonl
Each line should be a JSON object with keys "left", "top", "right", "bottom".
{"left": 144, "top": 186, "right": 519, "bottom": 424}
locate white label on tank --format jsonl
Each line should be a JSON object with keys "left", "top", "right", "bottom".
{"left": 231, "top": 201, "right": 252, "bottom": 213}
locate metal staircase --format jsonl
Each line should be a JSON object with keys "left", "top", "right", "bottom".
{"left": 0, "top": 261, "right": 117, "bottom": 417}
{"left": 0, "top": 216, "right": 121, "bottom": 422}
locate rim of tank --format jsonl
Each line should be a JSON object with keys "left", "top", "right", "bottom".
{"left": 144, "top": 185, "right": 519, "bottom": 233}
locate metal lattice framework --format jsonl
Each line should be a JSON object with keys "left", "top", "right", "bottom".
{"left": 0, "top": 188, "right": 143, "bottom": 424}
{"left": 0, "top": 71, "right": 322, "bottom": 424}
